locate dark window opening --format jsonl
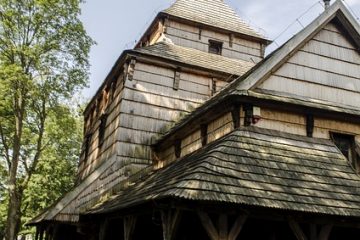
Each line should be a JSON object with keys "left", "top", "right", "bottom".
{"left": 208, "top": 40, "right": 223, "bottom": 55}
{"left": 84, "top": 133, "right": 92, "bottom": 162}
{"left": 331, "top": 132, "right": 359, "bottom": 171}
{"left": 99, "top": 114, "right": 108, "bottom": 147}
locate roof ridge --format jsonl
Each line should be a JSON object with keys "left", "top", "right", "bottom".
{"left": 162, "top": 0, "right": 267, "bottom": 40}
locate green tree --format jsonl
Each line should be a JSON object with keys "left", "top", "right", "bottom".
{"left": 0, "top": 0, "right": 93, "bottom": 239}
{"left": 21, "top": 105, "right": 83, "bottom": 236}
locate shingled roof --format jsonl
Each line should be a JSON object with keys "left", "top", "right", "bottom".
{"left": 162, "top": 0, "right": 267, "bottom": 41}
{"left": 88, "top": 127, "right": 360, "bottom": 217}
{"left": 132, "top": 41, "right": 255, "bottom": 76}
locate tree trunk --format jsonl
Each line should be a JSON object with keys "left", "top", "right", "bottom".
{"left": 5, "top": 186, "right": 23, "bottom": 240}
{"left": 5, "top": 93, "right": 24, "bottom": 240}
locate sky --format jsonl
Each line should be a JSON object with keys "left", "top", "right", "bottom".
{"left": 79, "top": 0, "right": 360, "bottom": 99}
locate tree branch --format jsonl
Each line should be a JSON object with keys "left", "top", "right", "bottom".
{"left": 0, "top": 121, "right": 11, "bottom": 168}
{"left": 22, "top": 97, "right": 47, "bottom": 188}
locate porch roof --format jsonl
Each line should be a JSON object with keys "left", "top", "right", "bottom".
{"left": 87, "top": 127, "right": 360, "bottom": 217}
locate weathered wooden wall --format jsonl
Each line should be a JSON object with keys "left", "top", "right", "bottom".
{"left": 72, "top": 59, "right": 230, "bottom": 214}
{"left": 77, "top": 73, "right": 125, "bottom": 180}
{"left": 156, "top": 105, "right": 360, "bottom": 166}
{"left": 164, "top": 20, "right": 264, "bottom": 63}
{"left": 258, "top": 22, "right": 360, "bottom": 108}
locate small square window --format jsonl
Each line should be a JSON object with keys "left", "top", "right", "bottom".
{"left": 208, "top": 40, "right": 223, "bottom": 55}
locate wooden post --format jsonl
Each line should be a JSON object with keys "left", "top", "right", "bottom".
{"left": 99, "top": 219, "right": 108, "bottom": 240}
{"left": 35, "top": 227, "right": 40, "bottom": 240}
{"left": 211, "top": 79, "right": 217, "bottom": 96}
{"left": 198, "top": 211, "right": 248, "bottom": 240}
{"left": 174, "top": 140, "right": 182, "bottom": 158}
{"left": 124, "top": 216, "right": 137, "bottom": 240}
{"left": 198, "top": 211, "right": 219, "bottom": 240}
{"left": 161, "top": 209, "right": 181, "bottom": 240}
{"left": 318, "top": 225, "right": 333, "bottom": 240}
{"left": 173, "top": 70, "right": 181, "bottom": 90}
{"left": 127, "top": 59, "right": 136, "bottom": 81}
{"left": 288, "top": 217, "right": 308, "bottom": 240}
{"left": 243, "top": 104, "right": 253, "bottom": 127}
{"left": 228, "top": 214, "right": 248, "bottom": 240}
{"left": 229, "top": 34, "right": 234, "bottom": 48}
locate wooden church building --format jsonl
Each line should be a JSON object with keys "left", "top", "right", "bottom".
{"left": 30, "top": 0, "right": 360, "bottom": 239}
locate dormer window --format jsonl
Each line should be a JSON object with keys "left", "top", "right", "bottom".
{"left": 331, "top": 132, "right": 359, "bottom": 171}
{"left": 208, "top": 40, "right": 223, "bottom": 55}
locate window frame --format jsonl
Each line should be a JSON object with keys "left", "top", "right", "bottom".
{"left": 330, "top": 132, "right": 359, "bottom": 171}
{"left": 208, "top": 40, "right": 223, "bottom": 55}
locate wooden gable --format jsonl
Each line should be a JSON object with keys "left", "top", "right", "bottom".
{"left": 257, "top": 20, "right": 360, "bottom": 108}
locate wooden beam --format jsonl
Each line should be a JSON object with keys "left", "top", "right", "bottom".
{"left": 231, "top": 105, "right": 241, "bottom": 129}
{"left": 318, "top": 225, "right": 333, "bottom": 240}
{"left": 173, "top": 70, "right": 181, "bottom": 90}
{"left": 306, "top": 114, "right": 314, "bottom": 137}
{"left": 243, "top": 104, "right": 253, "bottom": 127}
{"left": 198, "top": 211, "right": 248, "bottom": 240}
{"left": 124, "top": 216, "right": 137, "bottom": 240}
{"left": 174, "top": 139, "right": 181, "bottom": 158}
{"left": 288, "top": 218, "right": 308, "bottom": 240}
{"left": 228, "top": 214, "right": 248, "bottom": 240}
{"left": 198, "top": 211, "right": 219, "bottom": 240}
{"left": 161, "top": 209, "right": 182, "bottom": 240}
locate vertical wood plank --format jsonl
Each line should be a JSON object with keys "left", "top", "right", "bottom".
{"left": 201, "top": 124, "right": 208, "bottom": 146}
{"left": 124, "top": 216, "right": 137, "bottom": 240}
{"left": 228, "top": 214, "right": 248, "bottom": 240}
{"left": 161, "top": 209, "right": 182, "bottom": 240}
{"left": 288, "top": 218, "right": 308, "bottom": 240}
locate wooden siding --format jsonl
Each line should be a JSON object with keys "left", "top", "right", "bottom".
{"left": 164, "top": 20, "right": 263, "bottom": 63}
{"left": 207, "top": 112, "right": 234, "bottom": 143}
{"left": 255, "top": 107, "right": 360, "bottom": 140}
{"left": 156, "top": 106, "right": 360, "bottom": 166}
{"left": 258, "top": 22, "right": 360, "bottom": 108}
{"left": 77, "top": 73, "right": 125, "bottom": 180}
{"left": 74, "top": 60, "right": 230, "bottom": 211}
{"left": 181, "top": 130, "right": 202, "bottom": 156}
{"left": 255, "top": 108, "right": 307, "bottom": 136}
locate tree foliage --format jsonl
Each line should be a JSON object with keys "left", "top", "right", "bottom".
{"left": 0, "top": 0, "right": 93, "bottom": 239}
